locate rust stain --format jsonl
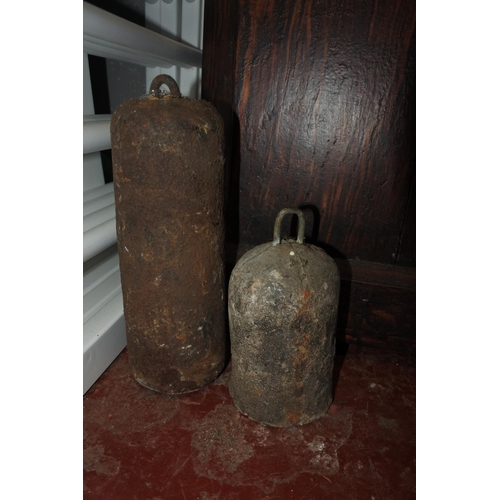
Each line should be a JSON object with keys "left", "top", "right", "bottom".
{"left": 293, "top": 346, "right": 308, "bottom": 367}
{"left": 287, "top": 412, "right": 301, "bottom": 425}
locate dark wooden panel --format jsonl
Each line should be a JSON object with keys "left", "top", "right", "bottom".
{"left": 396, "top": 165, "right": 416, "bottom": 266}
{"left": 335, "top": 258, "right": 415, "bottom": 289}
{"left": 228, "top": 242, "right": 414, "bottom": 288}
{"left": 396, "top": 28, "right": 416, "bottom": 267}
{"left": 202, "top": 0, "right": 241, "bottom": 220}
{"left": 340, "top": 282, "right": 415, "bottom": 353}
{"left": 204, "top": 0, "right": 416, "bottom": 264}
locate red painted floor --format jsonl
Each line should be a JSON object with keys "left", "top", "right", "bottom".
{"left": 84, "top": 344, "right": 415, "bottom": 499}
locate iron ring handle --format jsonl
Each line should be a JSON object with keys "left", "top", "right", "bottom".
{"left": 273, "top": 208, "right": 305, "bottom": 246}
{"left": 149, "top": 74, "right": 182, "bottom": 98}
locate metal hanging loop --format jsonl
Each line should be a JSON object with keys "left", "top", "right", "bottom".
{"left": 273, "top": 208, "right": 306, "bottom": 246}
{"left": 149, "top": 74, "right": 182, "bottom": 98}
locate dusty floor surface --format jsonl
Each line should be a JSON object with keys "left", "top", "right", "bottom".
{"left": 84, "top": 344, "right": 415, "bottom": 499}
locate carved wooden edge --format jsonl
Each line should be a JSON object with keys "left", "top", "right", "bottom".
{"left": 227, "top": 243, "right": 415, "bottom": 290}
{"left": 226, "top": 243, "right": 416, "bottom": 353}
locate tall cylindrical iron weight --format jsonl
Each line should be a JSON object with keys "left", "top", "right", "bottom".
{"left": 110, "top": 75, "right": 226, "bottom": 394}
{"left": 228, "top": 209, "right": 340, "bottom": 427}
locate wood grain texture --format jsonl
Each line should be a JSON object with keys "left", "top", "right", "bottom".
{"left": 202, "top": 0, "right": 240, "bottom": 217}
{"left": 204, "top": 0, "right": 416, "bottom": 265}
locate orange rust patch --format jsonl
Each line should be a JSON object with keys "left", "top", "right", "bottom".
{"left": 293, "top": 346, "right": 308, "bottom": 367}
{"left": 295, "top": 334, "right": 310, "bottom": 346}
{"left": 287, "top": 412, "right": 302, "bottom": 425}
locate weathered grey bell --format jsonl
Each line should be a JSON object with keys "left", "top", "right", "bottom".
{"left": 228, "top": 208, "right": 341, "bottom": 427}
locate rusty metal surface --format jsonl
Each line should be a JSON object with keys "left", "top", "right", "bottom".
{"left": 110, "top": 76, "right": 226, "bottom": 394}
{"left": 228, "top": 209, "right": 340, "bottom": 427}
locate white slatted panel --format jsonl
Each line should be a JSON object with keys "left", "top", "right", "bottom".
{"left": 180, "top": 0, "right": 204, "bottom": 98}
{"left": 145, "top": 0, "right": 181, "bottom": 90}
{"left": 83, "top": 0, "right": 205, "bottom": 394}
{"left": 83, "top": 2, "right": 202, "bottom": 69}
{"left": 83, "top": 115, "right": 112, "bottom": 154}
{"left": 83, "top": 54, "right": 105, "bottom": 191}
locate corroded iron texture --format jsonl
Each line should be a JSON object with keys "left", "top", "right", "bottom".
{"left": 110, "top": 75, "right": 226, "bottom": 394}
{"left": 228, "top": 209, "right": 340, "bottom": 427}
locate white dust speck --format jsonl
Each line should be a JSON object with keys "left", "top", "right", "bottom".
{"left": 270, "top": 269, "right": 282, "bottom": 279}
{"left": 307, "top": 436, "right": 326, "bottom": 452}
